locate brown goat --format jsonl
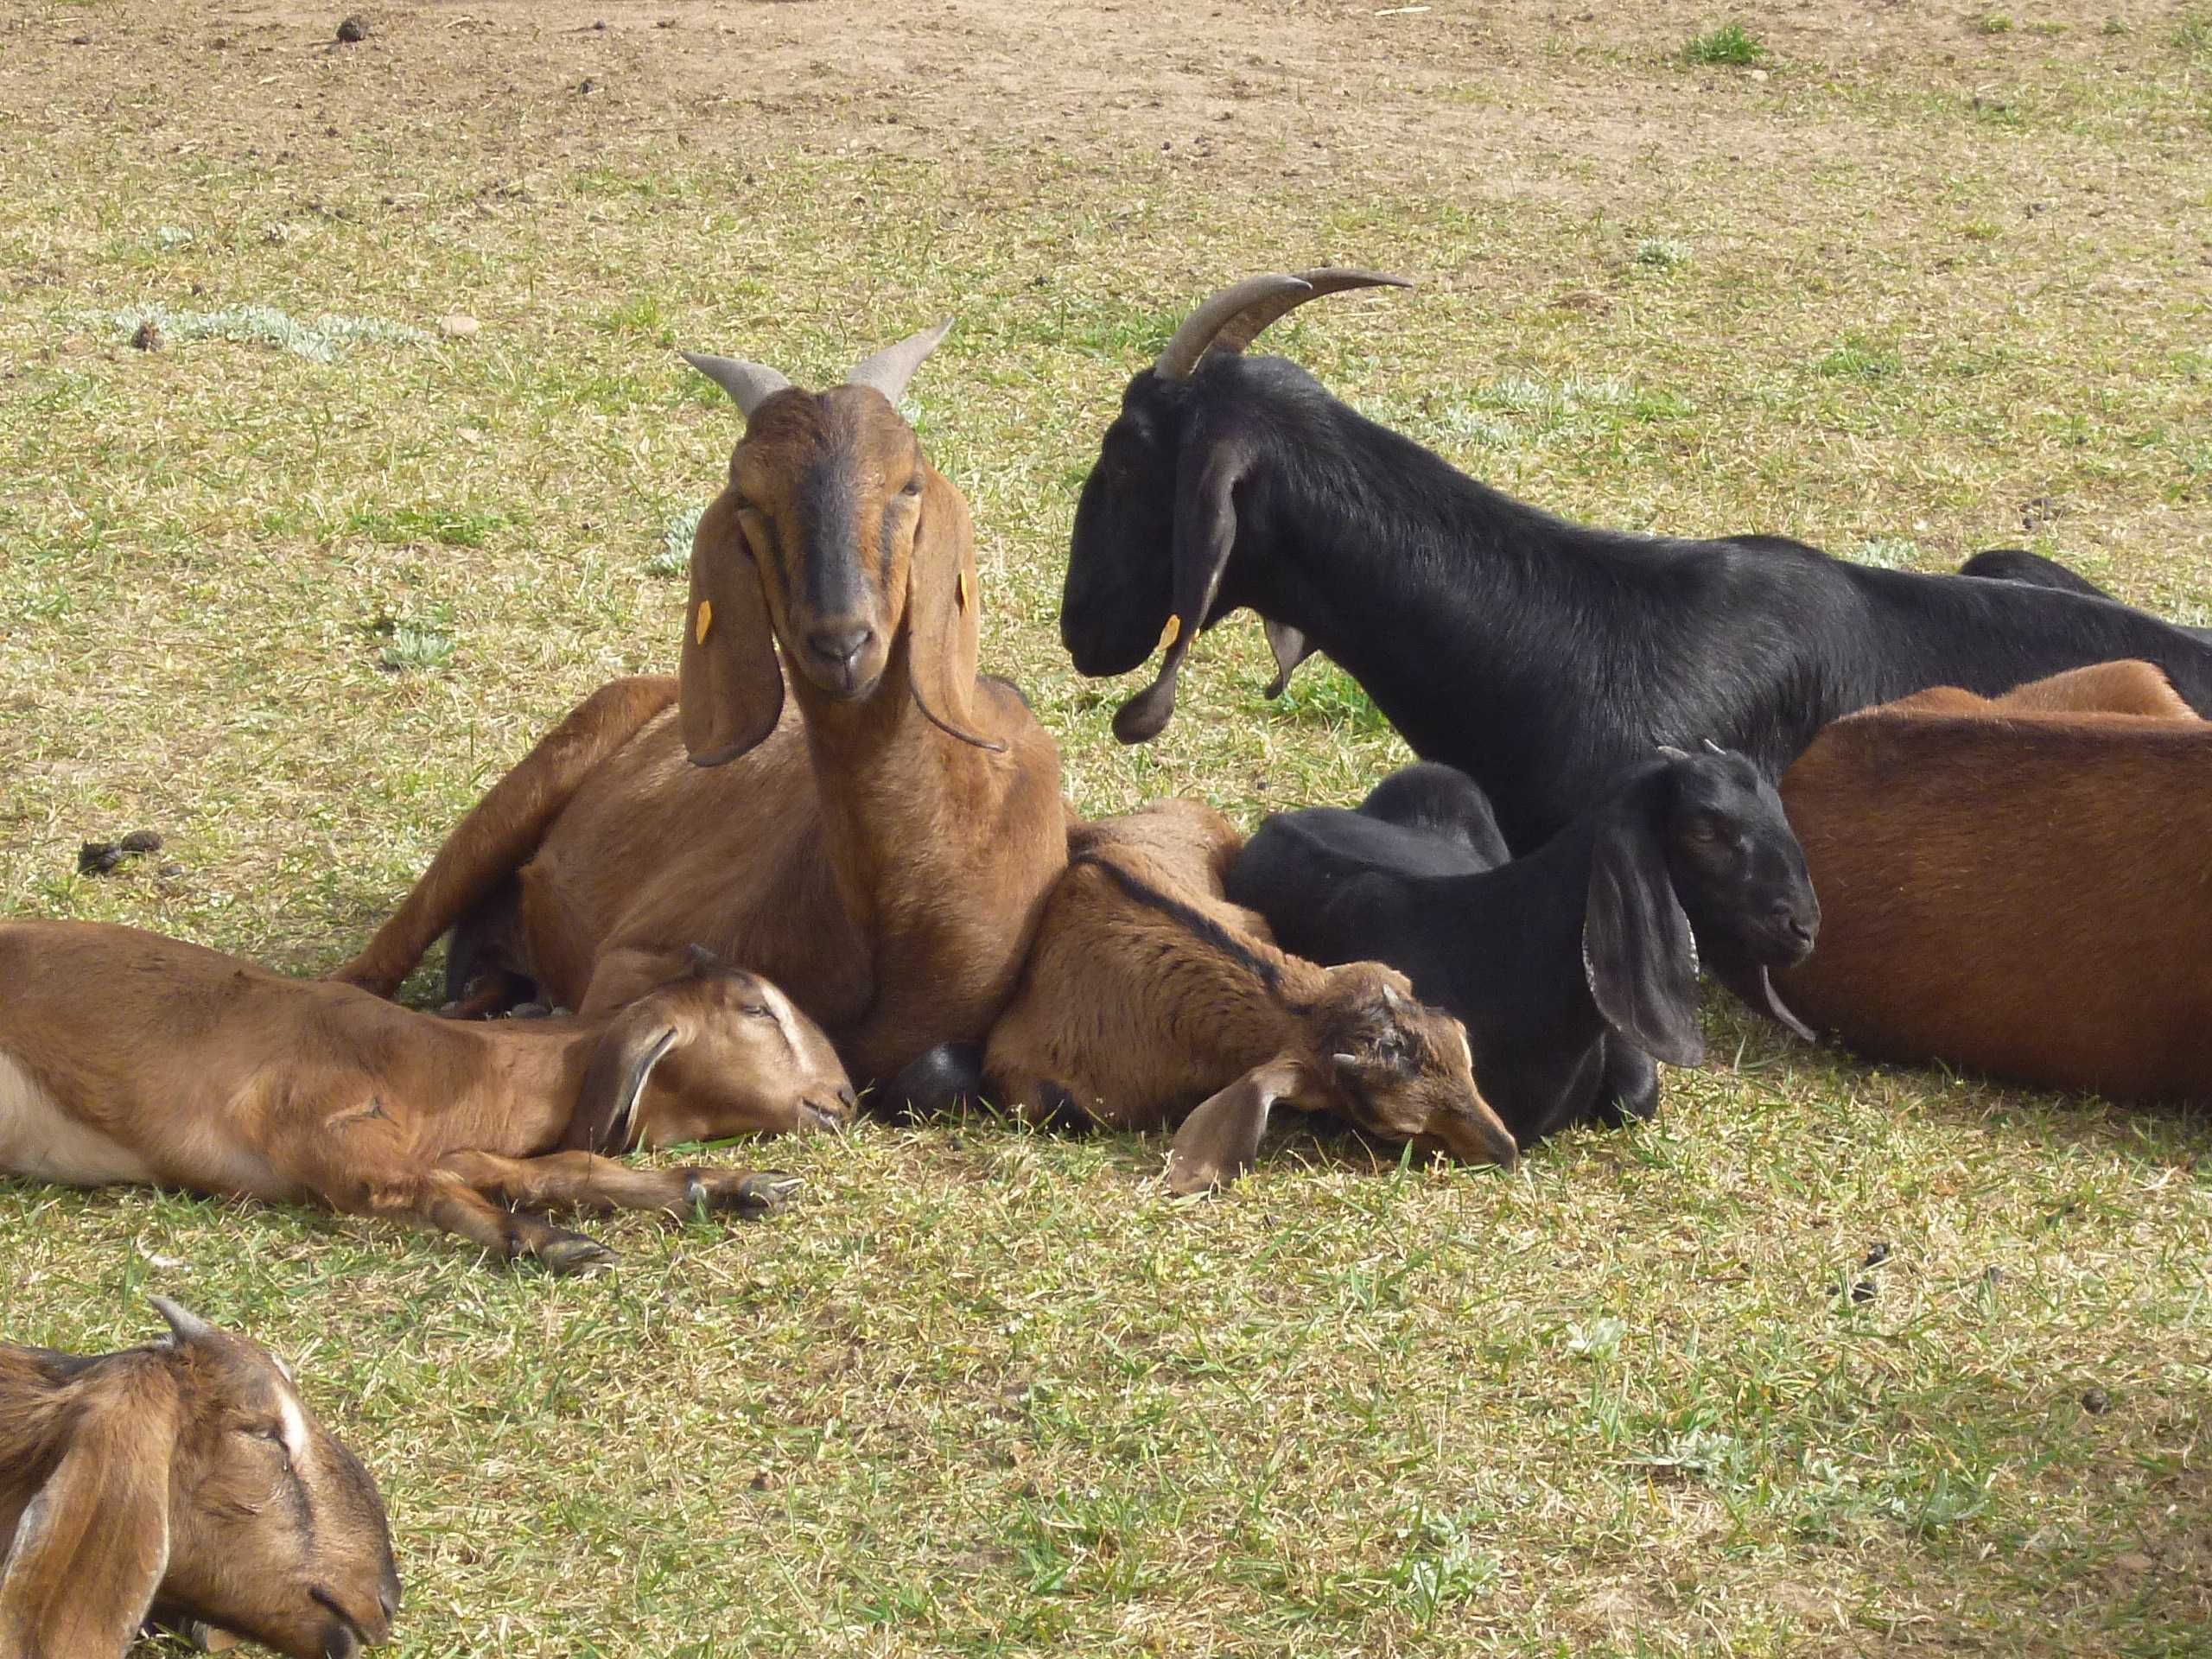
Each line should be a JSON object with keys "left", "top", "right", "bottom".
{"left": 983, "top": 800, "right": 1518, "bottom": 1191}
{"left": 1, "top": 1299, "right": 398, "bottom": 1659}
{"left": 1776, "top": 660, "right": 2212, "bottom": 1099}
{"left": 0, "top": 922, "right": 849, "bottom": 1272}
{"left": 334, "top": 326, "right": 1066, "bottom": 1091}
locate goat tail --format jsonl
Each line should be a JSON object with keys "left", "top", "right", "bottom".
{"left": 330, "top": 676, "right": 679, "bottom": 997}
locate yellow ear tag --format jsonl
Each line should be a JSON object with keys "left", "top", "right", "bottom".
{"left": 1158, "top": 614, "right": 1182, "bottom": 652}
{"left": 696, "top": 600, "right": 714, "bottom": 645}
{"left": 957, "top": 570, "right": 971, "bottom": 613}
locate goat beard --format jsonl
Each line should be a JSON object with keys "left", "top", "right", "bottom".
{"left": 1706, "top": 945, "right": 1817, "bottom": 1044}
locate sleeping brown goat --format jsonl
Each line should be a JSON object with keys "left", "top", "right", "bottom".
{"left": 333, "top": 324, "right": 1066, "bottom": 1095}
{"left": 0, "top": 922, "right": 848, "bottom": 1272}
{"left": 1776, "top": 660, "right": 2211, "bottom": 1099}
{"left": 983, "top": 800, "right": 1518, "bottom": 1191}
{"left": 1, "top": 1299, "right": 398, "bottom": 1659}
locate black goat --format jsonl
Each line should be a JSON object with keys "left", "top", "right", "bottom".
{"left": 1060, "top": 271, "right": 2212, "bottom": 850}
{"left": 1959, "top": 549, "right": 2212, "bottom": 644}
{"left": 1225, "top": 746, "right": 1817, "bottom": 1145}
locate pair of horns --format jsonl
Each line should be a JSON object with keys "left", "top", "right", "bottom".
{"left": 681, "top": 318, "right": 955, "bottom": 419}
{"left": 1152, "top": 267, "right": 1414, "bottom": 383}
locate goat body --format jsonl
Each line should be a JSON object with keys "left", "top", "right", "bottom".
{"left": 1227, "top": 749, "right": 1818, "bottom": 1143}
{"left": 982, "top": 799, "right": 1516, "bottom": 1184}
{"left": 1776, "top": 661, "right": 2212, "bottom": 1099}
{"left": 0, "top": 922, "right": 844, "bottom": 1270}
{"left": 0, "top": 1300, "right": 397, "bottom": 1659}
{"left": 336, "top": 333, "right": 1066, "bottom": 1092}
{"left": 1059, "top": 274, "right": 2212, "bottom": 851}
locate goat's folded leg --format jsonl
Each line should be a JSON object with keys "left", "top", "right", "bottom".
{"left": 437, "top": 1148, "right": 799, "bottom": 1220}
{"left": 1592, "top": 1038, "right": 1662, "bottom": 1128}
{"left": 347, "top": 1167, "right": 616, "bottom": 1274}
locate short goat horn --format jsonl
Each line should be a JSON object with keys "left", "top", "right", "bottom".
{"left": 150, "top": 1296, "right": 216, "bottom": 1346}
{"left": 1153, "top": 268, "right": 1415, "bottom": 383}
{"left": 681, "top": 351, "right": 793, "bottom": 420}
{"left": 846, "top": 319, "right": 955, "bottom": 404}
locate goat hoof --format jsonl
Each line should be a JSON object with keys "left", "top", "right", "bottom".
{"left": 536, "top": 1234, "right": 617, "bottom": 1276}
{"left": 733, "top": 1172, "right": 802, "bottom": 1216}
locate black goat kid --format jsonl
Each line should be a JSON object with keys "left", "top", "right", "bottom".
{"left": 1061, "top": 270, "right": 2212, "bottom": 850}
{"left": 1225, "top": 747, "right": 1817, "bottom": 1145}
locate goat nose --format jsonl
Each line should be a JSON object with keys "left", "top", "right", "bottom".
{"left": 836, "top": 1084, "right": 860, "bottom": 1113}
{"left": 805, "top": 626, "right": 874, "bottom": 671}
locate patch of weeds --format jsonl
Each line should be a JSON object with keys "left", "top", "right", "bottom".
{"left": 1970, "top": 93, "right": 2026, "bottom": 128}
{"left": 90, "top": 305, "right": 429, "bottom": 363}
{"left": 1563, "top": 1315, "right": 1627, "bottom": 1360}
{"left": 1853, "top": 537, "right": 1923, "bottom": 570}
{"left": 1684, "top": 22, "right": 1764, "bottom": 66}
{"left": 1267, "top": 664, "right": 1391, "bottom": 734}
{"left": 1963, "top": 217, "right": 2004, "bottom": 242}
{"left": 649, "top": 504, "right": 703, "bottom": 577}
{"left": 2102, "top": 16, "right": 2129, "bottom": 35}
{"left": 365, "top": 608, "right": 458, "bottom": 674}
{"left": 2177, "top": 12, "right": 2212, "bottom": 58}
{"left": 1634, "top": 236, "right": 1691, "bottom": 270}
{"left": 343, "top": 505, "right": 513, "bottom": 550}
{"left": 1627, "top": 1426, "right": 1748, "bottom": 1485}
{"left": 1979, "top": 11, "right": 2015, "bottom": 34}
{"left": 153, "top": 226, "right": 194, "bottom": 250}
{"left": 597, "top": 295, "right": 673, "bottom": 340}
{"left": 1385, "top": 1509, "right": 1501, "bottom": 1624}
{"left": 1815, "top": 335, "right": 1903, "bottom": 379}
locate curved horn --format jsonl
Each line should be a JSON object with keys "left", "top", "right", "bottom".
{"left": 1154, "top": 268, "right": 1416, "bottom": 383}
{"left": 681, "top": 350, "right": 792, "bottom": 420}
{"left": 846, "top": 319, "right": 954, "bottom": 404}
{"left": 150, "top": 1297, "right": 216, "bottom": 1347}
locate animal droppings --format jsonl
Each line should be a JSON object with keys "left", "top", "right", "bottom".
{"left": 1862, "top": 1241, "right": 1891, "bottom": 1268}
{"left": 130, "top": 320, "right": 165, "bottom": 352}
{"left": 118, "top": 830, "right": 164, "bottom": 855}
{"left": 336, "top": 15, "right": 370, "bottom": 44}
{"left": 77, "top": 842, "right": 124, "bottom": 876}
{"left": 2081, "top": 1387, "right": 2112, "bottom": 1414}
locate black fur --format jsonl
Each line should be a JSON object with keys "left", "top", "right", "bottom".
{"left": 1959, "top": 550, "right": 2212, "bottom": 644}
{"left": 1225, "top": 750, "right": 1816, "bottom": 1144}
{"left": 1062, "top": 353, "right": 2212, "bottom": 849}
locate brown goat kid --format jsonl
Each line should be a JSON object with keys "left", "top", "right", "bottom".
{"left": 1777, "top": 660, "right": 2211, "bottom": 1099}
{"left": 0, "top": 923, "right": 849, "bottom": 1272}
{"left": 1, "top": 1299, "right": 398, "bottom": 1659}
{"left": 334, "top": 326, "right": 1066, "bottom": 1093}
{"left": 983, "top": 800, "right": 1519, "bottom": 1192}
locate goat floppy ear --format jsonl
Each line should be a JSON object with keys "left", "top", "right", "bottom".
{"left": 902, "top": 468, "right": 1001, "bottom": 751}
{"left": 1164, "top": 1058, "right": 1302, "bottom": 1195}
{"left": 1584, "top": 804, "right": 1706, "bottom": 1068}
{"left": 679, "top": 488, "right": 785, "bottom": 766}
{"left": 566, "top": 1007, "right": 685, "bottom": 1153}
{"left": 1114, "top": 440, "right": 1249, "bottom": 744}
{"left": 0, "top": 1361, "right": 181, "bottom": 1655}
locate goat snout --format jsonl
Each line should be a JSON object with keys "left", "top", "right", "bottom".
{"left": 798, "top": 1087, "right": 856, "bottom": 1134}
{"left": 803, "top": 624, "right": 878, "bottom": 692}
{"left": 1769, "top": 900, "right": 1817, "bottom": 957}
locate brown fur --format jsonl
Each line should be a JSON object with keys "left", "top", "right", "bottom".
{"left": 984, "top": 800, "right": 1518, "bottom": 1177}
{"left": 0, "top": 1303, "right": 397, "bottom": 1659}
{"left": 1777, "top": 661, "right": 2212, "bottom": 1099}
{"left": 334, "top": 382, "right": 1065, "bottom": 1087}
{"left": 0, "top": 922, "right": 850, "bottom": 1271}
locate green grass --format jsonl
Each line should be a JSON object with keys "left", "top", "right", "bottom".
{"left": 4, "top": 1, "right": 2212, "bottom": 1654}
{"left": 1683, "top": 22, "right": 1765, "bottom": 67}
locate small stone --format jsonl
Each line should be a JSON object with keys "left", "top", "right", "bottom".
{"left": 78, "top": 842, "right": 124, "bottom": 876}
{"left": 130, "top": 320, "right": 165, "bottom": 353}
{"left": 119, "top": 830, "right": 163, "bottom": 855}
{"left": 576, "top": 77, "right": 598, "bottom": 94}
{"left": 157, "top": 862, "right": 186, "bottom": 879}
{"left": 1748, "top": 68, "right": 1769, "bottom": 82}
{"left": 2081, "top": 1387, "right": 2111, "bottom": 1414}
{"left": 336, "top": 15, "right": 370, "bottom": 44}
{"left": 438, "top": 313, "right": 480, "bottom": 338}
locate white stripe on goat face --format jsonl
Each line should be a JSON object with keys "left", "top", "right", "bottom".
{"left": 760, "top": 979, "right": 804, "bottom": 1059}
{"left": 277, "top": 1384, "right": 314, "bottom": 1470}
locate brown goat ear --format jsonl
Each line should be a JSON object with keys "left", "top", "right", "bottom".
{"left": 1114, "top": 444, "right": 1249, "bottom": 745}
{"left": 1164, "top": 1058, "right": 1301, "bottom": 1195}
{"left": 903, "top": 469, "right": 1000, "bottom": 751}
{"left": 1584, "top": 808, "right": 1706, "bottom": 1069}
{"left": 678, "top": 489, "right": 785, "bottom": 767}
{"left": 0, "top": 1363, "right": 181, "bottom": 1654}
{"left": 566, "top": 1010, "right": 685, "bottom": 1153}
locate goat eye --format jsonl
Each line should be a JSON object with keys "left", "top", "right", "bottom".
{"left": 900, "top": 476, "right": 924, "bottom": 498}
{"left": 740, "top": 1002, "right": 772, "bottom": 1019}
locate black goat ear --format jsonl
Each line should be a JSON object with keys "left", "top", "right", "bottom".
{"left": 1113, "top": 444, "right": 1249, "bottom": 744}
{"left": 1583, "top": 809, "right": 1705, "bottom": 1068}
{"left": 1261, "top": 619, "right": 1313, "bottom": 700}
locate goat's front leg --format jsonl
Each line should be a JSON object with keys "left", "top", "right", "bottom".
{"left": 357, "top": 1167, "right": 616, "bottom": 1275}
{"left": 437, "top": 1148, "right": 799, "bottom": 1220}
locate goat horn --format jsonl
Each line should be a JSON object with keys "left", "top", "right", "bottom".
{"left": 1701, "top": 737, "right": 1727, "bottom": 756}
{"left": 846, "top": 319, "right": 955, "bottom": 404}
{"left": 1154, "top": 268, "right": 1416, "bottom": 383}
{"left": 150, "top": 1296, "right": 216, "bottom": 1347}
{"left": 680, "top": 350, "right": 793, "bottom": 420}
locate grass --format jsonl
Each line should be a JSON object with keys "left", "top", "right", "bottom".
{"left": 4, "top": 1, "right": 2212, "bottom": 1655}
{"left": 1683, "top": 22, "right": 1765, "bottom": 67}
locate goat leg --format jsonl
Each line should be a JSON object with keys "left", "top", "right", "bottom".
{"left": 437, "top": 1148, "right": 798, "bottom": 1220}
{"left": 397, "top": 1169, "right": 616, "bottom": 1275}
